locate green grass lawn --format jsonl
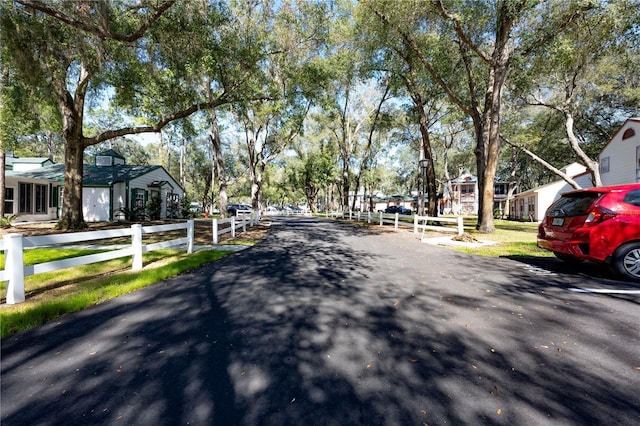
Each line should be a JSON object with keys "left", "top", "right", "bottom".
{"left": 456, "top": 218, "right": 553, "bottom": 258}
{"left": 0, "top": 248, "right": 234, "bottom": 338}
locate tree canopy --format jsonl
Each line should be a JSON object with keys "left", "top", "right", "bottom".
{"left": 1, "top": 0, "right": 638, "bottom": 230}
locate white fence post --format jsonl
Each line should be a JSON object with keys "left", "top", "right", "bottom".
{"left": 231, "top": 216, "right": 236, "bottom": 238}
{"left": 379, "top": 212, "right": 383, "bottom": 226}
{"left": 242, "top": 216, "right": 247, "bottom": 232}
{"left": 211, "top": 219, "right": 218, "bottom": 245}
{"left": 5, "top": 233, "right": 25, "bottom": 304}
{"left": 394, "top": 213, "right": 399, "bottom": 230}
{"left": 186, "top": 219, "right": 194, "bottom": 253}
{"left": 131, "top": 224, "right": 143, "bottom": 271}
{"left": 367, "top": 212, "right": 371, "bottom": 224}
{"left": 212, "top": 219, "right": 219, "bottom": 245}
{"left": 413, "top": 215, "right": 418, "bottom": 234}
{"left": 457, "top": 216, "right": 464, "bottom": 236}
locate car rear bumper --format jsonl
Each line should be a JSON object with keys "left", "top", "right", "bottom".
{"left": 537, "top": 236, "right": 608, "bottom": 263}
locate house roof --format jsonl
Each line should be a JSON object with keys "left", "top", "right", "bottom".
{"left": 6, "top": 157, "right": 54, "bottom": 171}
{"left": 7, "top": 164, "right": 181, "bottom": 190}
{"left": 6, "top": 157, "right": 52, "bottom": 165}
{"left": 6, "top": 164, "right": 65, "bottom": 182}
{"left": 597, "top": 117, "right": 640, "bottom": 157}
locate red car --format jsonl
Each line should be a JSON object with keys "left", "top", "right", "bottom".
{"left": 537, "top": 183, "right": 640, "bottom": 281}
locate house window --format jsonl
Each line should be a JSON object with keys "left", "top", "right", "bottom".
{"left": 134, "top": 189, "right": 145, "bottom": 208}
{"left": 623, "top": 128, "right": 635, "bottom": 140}
{"left": 51, "top": 185, "right": 59, "bottom": 208}
{"left": 166, "top": 193, "right": 180, "bottom": 219}
{"left": 35, "top": 184, "right": 48, "bottom": 213}
{"left": 19, "top": 183, "right": 32, "bottom": 213}
{"left": 4, "top": 187, "right": 14, "bottom": 214}
{"left": 600, "top": 156, "right": 610, "bottom": 173}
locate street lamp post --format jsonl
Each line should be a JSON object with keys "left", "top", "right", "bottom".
{"left": 419, "top": 158, "right": 430, "bottom": 216}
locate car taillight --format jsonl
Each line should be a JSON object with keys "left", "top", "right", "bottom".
{"left": 584, "top": 206, "right": 617, "bottom": 226}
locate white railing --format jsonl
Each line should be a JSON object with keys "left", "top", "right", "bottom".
{"left": 413, "top": 215, "right": 464, "bottom": 236}
{"left": 211, "top": 212, "right": 259, "bottom": 244}
{"left": 1, "top": 220, "right": 194, "bottom": 305}
{"left": 327, "top": 211, "right": 464, "bottom": 236}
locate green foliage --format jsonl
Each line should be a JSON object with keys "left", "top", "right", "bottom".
{"left": 146, "top": 194, "right": 163, "bottom": 220}
{"left": 119, "top": 204, "right": 146, "bottom": 222}
{"left": 0, "top": 213, "right": 21, "bottom": 229}
{"left": 180, "top": 194, "right": 194, "bottom": 219}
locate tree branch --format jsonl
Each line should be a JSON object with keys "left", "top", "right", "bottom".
{"left": 84, "top": 97, "right": 229, "bottom": 147}
{"left": 500, "top": 134, "right": 582, "bottom": 189}
{"left": 519, "top": 4, "right": 594, "bottom": 57}
{"left": 16, "top": 0, "right": 175, "bottom": 42}
{"left": 434, "top": 0, "right": 492, "bottom": 64}
{"left": 372, "top": 7, "right": 473, "bottom": 118}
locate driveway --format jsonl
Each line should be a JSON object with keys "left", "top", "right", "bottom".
{"left": 2, "top": 216, "right": 639, "bottom": 425}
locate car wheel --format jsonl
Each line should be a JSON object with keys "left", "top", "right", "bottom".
{"left": 553, "top": 251, "right": 581, "bottom": 264}
{"left": 611, "top": 242, "right": 640, "bottom": 282}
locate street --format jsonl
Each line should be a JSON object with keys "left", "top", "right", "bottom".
{"left": 2, "top": 216, "right": 639, "bottom": 425}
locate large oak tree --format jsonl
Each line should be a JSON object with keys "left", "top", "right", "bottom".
{"left": 1, "top": 1, "right": 231, "bottom": 228}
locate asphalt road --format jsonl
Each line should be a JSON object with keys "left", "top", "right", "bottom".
{"left": 2, "top": 216, "right": 639, "bottom": 425}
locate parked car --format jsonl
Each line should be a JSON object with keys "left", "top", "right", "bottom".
{"left": 537, "top": 184, "right": 640, "bottom": 281}
{"left": 227, "top": 204, "right": 252, "bottom": 216}
{"left": 263, "top": 206, "right": 280, "bottom": 216}
{"left": 396, "top": 206, "right": 413, "bottom": 215}
{"left": 385, "top": 205, "right": 412, "bottom": 215}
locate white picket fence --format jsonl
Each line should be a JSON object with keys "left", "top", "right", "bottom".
{"left": 211, "top": 213, "right": 259, "bottom": 244}
{"left": 327, "top": 211, "right": 464, "bottom": 236}
{"left": 1, "top": 213, "right": 265, "bottom": 305}
{"left": 1, "top": 221, "right": 195, "bottom": 305}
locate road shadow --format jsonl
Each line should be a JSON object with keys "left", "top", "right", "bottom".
{"left": 2, "top": 216, "right": 639, "bottom": 425}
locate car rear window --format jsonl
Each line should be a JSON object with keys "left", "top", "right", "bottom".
{"left": 623, "top": 189, "right": 640, "bottom": 207}
{"left": 547, "top": 193, "right": 600, "bottom": 217}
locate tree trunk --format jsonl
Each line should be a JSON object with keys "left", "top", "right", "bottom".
{"left": 341, "top": 161, "right": 350, "bottom": 212}
{"left": 475, "top": 3, "right": 517, "bottom": 233}
{"left": 59, "top": 139, "right": 86, "bottom": 229}
{"left": 564, "top": 110, "right": 602, "bottom": 186}
{"left": 0, "top": 148, "right": 5, "bottom": 218}
{"left": 208, "top": 110, "right": 228, "bottom": 218}
{"left": 0, "top": 66, "right": 9, "bottom": 218}
{"left": 254, "top": 161, "right": 265, "bottom": 211}
{"left": 54, "top": 64, "right": 88, "bottom": 230}
{"left": 180, "top": 138, "right": 186, "bottom": 189}
{"left": 416, "top": 105, "right": 437, "bottom": 216}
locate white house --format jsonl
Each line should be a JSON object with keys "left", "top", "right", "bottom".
{"left": 510, "top": 117, "right": 640, "bottom": 221}
{"left": 510, "top": 163, "right": 593, "bottom": 221}
{"left": 598, "top": 117, "right": 640, "bottom": 185}
{"left": 5, "top": 150, "right": 184, "bottom": 222}
{"left": 441, "top": 172, "right": 515, "bottom": 216}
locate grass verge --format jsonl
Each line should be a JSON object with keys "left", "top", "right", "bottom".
{"left": 455, "top": 219, "right": 554, "bottom": 258}
{"left": 0, "top": 249, "right": 233, "bottom": 338}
